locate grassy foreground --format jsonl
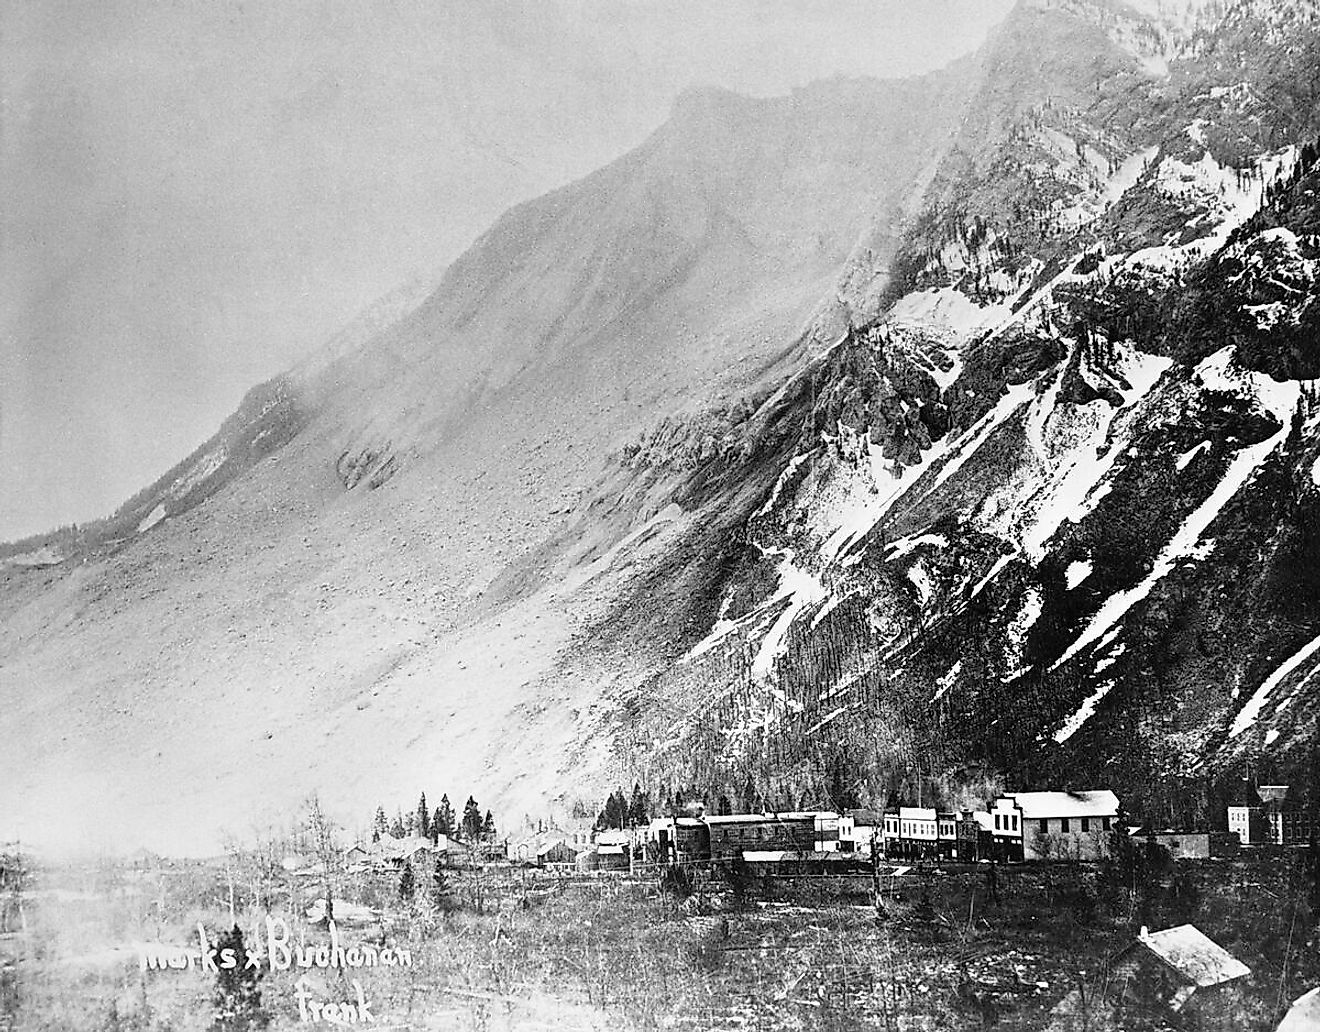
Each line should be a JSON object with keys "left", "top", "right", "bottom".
{"left": 2, "top": 850, "right": 1318, "bottom": 1031}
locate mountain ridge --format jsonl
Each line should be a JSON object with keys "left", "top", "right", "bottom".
{"left": 4, "top": 0, "right": 1319, "bottom": 853}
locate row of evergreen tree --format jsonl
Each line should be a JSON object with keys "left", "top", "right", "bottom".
{"left": 371, "top": 791, "right": 495, "bottom": 844}
{"left": 592, "top": 765, "right": 862, "bottom": 830}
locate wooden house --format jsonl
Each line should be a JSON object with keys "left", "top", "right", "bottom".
{"left": 594, "top": 829, "right": 633, "bottom": 871}
{"left": 705, "top": 813, "right": 815, "bottom": 859}
{"left": 535, "top": 838, "right": 580, "bottom": 867}
{"left": 956, "top": 810, "right": 993, "bottom": 861}
{"left": 1149, "top": 830, "right": 1240, "bottom": 860}
{"left": 647, "top": 816, "right": 709, "bottom": 863}
{"left": 1108, "top": 924, "right": 1250, "bottom": 1028}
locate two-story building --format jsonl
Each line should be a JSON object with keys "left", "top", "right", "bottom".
{"left": 993, "top": 790, "right": 1119, "bottom": 861}
{"left": 838, "top": 809, "right": 884, "bottom": 855}
{"left": 882, "top": 806, "right": 939, "bottom": 858}
{"left": 646, "top": 816, "right": 709, "bottom": 863}
{"left": 705, "top": 813, "right": 816, "bottom": 859}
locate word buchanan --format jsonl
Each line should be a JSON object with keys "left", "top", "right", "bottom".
{"left": 138, "top": 918, "right": 413, "bottom": 972}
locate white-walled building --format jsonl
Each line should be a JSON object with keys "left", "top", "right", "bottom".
{"left": 994, "top": 790, "right": 1119, "bottom": 861}
{"left": 839, "top": 809, "right": 884, "bottom": 855}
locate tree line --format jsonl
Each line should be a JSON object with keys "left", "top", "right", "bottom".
{"left": 370, "top": 791, "right": 495, "bottom": 844}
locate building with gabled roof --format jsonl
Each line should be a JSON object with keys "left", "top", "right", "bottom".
{"left": 1109, "top": 924, "right": 1250, "bottom": 1024}
{"left": 992, "top": 790, "right": 1119, "bottom": 861}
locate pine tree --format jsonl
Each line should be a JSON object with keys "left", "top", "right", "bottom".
{"left": 431, "top": 807, "right": 445, "bottom": 842}
{"left": 628, "top": 783, "right": 649, "bottom": 826}
{"left": 740, "top": 774, "right": 757, "bottom": 814}
{"left": 373, "top": 805, "right": 388, "bottom": 839}
{"left": 398, "top": 862, "right": 415, "bottom": 902}
{"left": 416, "top": 793, "right": 430, "bottom": 840}
{"left": 389, "top": 808, "right": 405, "bottom": 839}
{"left": 209, "top": 925, "right": 268, "bottom": 1031}
{"left": 461, "top": 797, "right": 482, "bottom": 841}
{"left": 482, "top": 810, "right": 496, "bottom": 841}
{"left": 431, "top": 864, "right": 450, "bottom": 907}
{"left": 436, "top": 794, "right": 455, "bottom": 838}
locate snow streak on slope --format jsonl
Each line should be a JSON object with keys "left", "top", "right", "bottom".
{"left": 1230, "top": 631, "right": 1320, "bottom": 738}
{"left": 749, "top": 545, "right": 827, "bottom": 682}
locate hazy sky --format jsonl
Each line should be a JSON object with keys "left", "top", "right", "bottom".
{"left": 0, "top": 0, "right": 1013, "bottom": 541}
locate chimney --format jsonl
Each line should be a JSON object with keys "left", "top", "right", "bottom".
{"left": 1138, "top": 925, "right": 1149, "bottom": 940}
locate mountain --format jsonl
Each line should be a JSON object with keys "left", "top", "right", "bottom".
{"left": 3, "top": 0, "right": 1319, "bottom": 852}
{"left": 0, "top": 67, "right": 973, "bottom": 852}
{"left": 605, "top": 0, "right": 1320, "bottom": 823}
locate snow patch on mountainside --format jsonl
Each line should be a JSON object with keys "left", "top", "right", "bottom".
{"left": 817, "top": 432, "right": 953, "bottom": 564}
{"left": 1066, "top": 559, "right": 1093, "bottom": 589}
{"left": 1176, "top": 440, "right": 1211, "bottom": 470}
{"left": 137, "top": 505, "right": 167, "bottom": 534}
{"left": 1230, "top": 630, "right": 1320, "bottom": 738}
{"left": 750, "top": 545, "right": 827, "bottom": 681}
{"left": 170, "top": 449, "right": 227, "bottom": 500}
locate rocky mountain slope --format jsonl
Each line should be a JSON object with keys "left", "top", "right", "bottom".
{"left": 600, "top": 0, "right": 1320, "bottom": 825}
{"left": 4, "top": 0, "right": 1318, "bottom": 851}
{"left": 0, "top": 66, "right": 973, "bottom": 852}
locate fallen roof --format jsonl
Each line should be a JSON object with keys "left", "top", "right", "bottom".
{"left": 1136, "top": 924, "right": 1251, "bottom": 988}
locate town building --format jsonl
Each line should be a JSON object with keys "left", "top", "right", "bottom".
{"left": 936, "top": 812, "right": 959, "bottom": 858}
{"left": 956, "top": 810, "right": 993, "bottom": 861}
{"left": 1227, "top": 804, "right": 1266, "bottom": 845}
{"left": 1148, "top": 830, "right": 1240, "bottom": 860}
{"left": 705, "top": 813, "right": 815, "bottom": 859}
{"left": 1230, "top": 787, "right": 1319, "bottom": 846}
{"left": 1108, "top": 924, "right": 1250, "bottom": 1028}
{"left": 646, "top": 816, "right": 709, "bottom": 863}
{"left": 993, "top": 790, "right": 1119, "bottom": 861}
{"left": 838, "top": 809, "right": 884, "bottom": 855}
{"left": 885, "top": 806, "right": 939, "bottom": 858}
{"left": 593, "top": 829, "right": 634, "bottom": 871}
{"left": 535, "top": 839, "right": 581, "bottom": 867}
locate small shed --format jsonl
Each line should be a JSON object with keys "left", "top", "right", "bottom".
{"left": 536, "top": 839, "right": 580, "bottom": 867}
{"left": 1149, "top": 830, "right": 1240, "bottom": 860}
{"left": 1110, "top": 924, "right": 1250, "bottom": 1023}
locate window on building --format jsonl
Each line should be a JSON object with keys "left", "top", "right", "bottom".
{"left": 994, "top": 814, "right": 1001, "bottom": 830}
{"left": 1011, "top": 815, "right": 1018, "bottom": 831}
{"left": 1061, "top": 818, "right": 1070, "bottom": 833}
{"left": 1040, "top": 819, "right": 1048, "bottom": 834}
{"left": 1102, "top": 816, "right": 1111, "bottom": 830}
{"left": 1081, "top": 817, "right": 1090, "bottom": 832}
